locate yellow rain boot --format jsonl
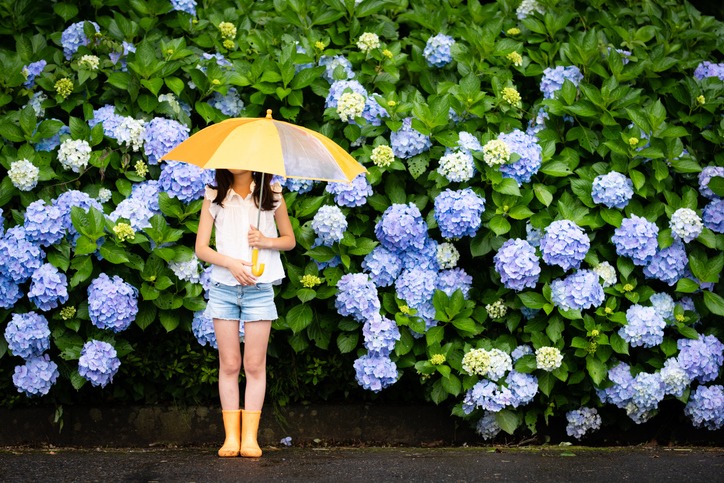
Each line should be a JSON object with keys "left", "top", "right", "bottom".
{"left": 218, "top": 409, "right": 241, "bottom": 457}
{"left": 240, "top": 409, "right": 262, "bottom": 457}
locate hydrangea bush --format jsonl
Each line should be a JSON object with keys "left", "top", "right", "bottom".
{"left": 1, "top": 0, "right": 724, "bottom": 441}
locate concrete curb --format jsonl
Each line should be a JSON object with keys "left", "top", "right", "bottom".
{"left": 0, "top": 404, "right": 477, "bottom": 447}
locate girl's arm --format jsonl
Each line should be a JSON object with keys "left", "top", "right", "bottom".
{"left": 248, "top": 196, "right": 296, "bottom": 251}
{"left": 196, "top": 197, "right": 256, "bottom": 285}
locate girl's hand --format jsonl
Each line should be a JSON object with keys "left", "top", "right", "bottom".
{"left": 227, "top": 258, "right": 256, "bottom": 285}
{"left": 248, "top": 225, "right": 270, "bottom": 249}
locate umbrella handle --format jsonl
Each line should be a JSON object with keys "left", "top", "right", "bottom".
{"left": 251, "top": 248, "right": 265, "bottom": 277}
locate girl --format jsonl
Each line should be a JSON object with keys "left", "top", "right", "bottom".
{"left": 196, "top": 169, "right": 295, "bottom": 458}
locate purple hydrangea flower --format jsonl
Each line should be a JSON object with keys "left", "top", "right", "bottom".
{"left": 423, "top": 33, "right": 455, "bottom": 68}
{"left": 458, "top": 132, "right": 483, "bottom": 152}
{"left": 28, "top": 264, "right": 69, "bottom": 312}
{"left": 61, "top": 21, "right": 101, "bottom": 60}
{"left": 353, "top": 352, "right": 398, "bottom": 392}
{"left": 4, "top": 312, "right": 50, "bottom": 360}
{"left": 88, "top": 105, "right": 124, "bottom": 138}
{"left": 462, "top": 379, "right": 515, "bottom": 414}
{"left": 335, "top": 273, "right": 380, "bottom": 323}
{"left": 566, "top": 407, "right": 601, "bottom": 439}
{"left": 362, "top": 315, "right": 400, "bottom": 356}
{"left": 619, "top": 304, "right": 665, "bottom": 348}
{"left": 649, "top": 292, "right": 675, "bottom": 322}
{"left": 22, "top": 60, "right": 46, "bottom": 89}
{"left": 0, "top": 273, "right": 23, "bottom": 309}
{"left": 526, "top": 222, "right": 543, "bottom": 247}
{"left": 131, "top": 180, "right": 162, "bottom": 213}
{"left": 684, "top": 385, "right": 724, "bottom": 430}
{"left": 511, "top": 344, "right": 534, "bottom": 362}
{"left": 526, "top": 108, "right": 549, "bottom": 137}
{"left": 200, "top": 52, "right": 231, "bottom": 68}
{"left": 319, "top": 55, "right": 355, "bottom": 83}
{"left": 207, "top": 87, "right": 244, "bottom": 117}
{"left": 540, "top": 66, "right": 583, "bottom": 99}
{"left": 0, "top": 226, "right": 45, "bottom": 284}
{"left": 703, "top": 199, "right": 724, "bottom": 233}
{"left": 12, "top": 354, "right": 59, "bottom": 397}
{"left": 362, "top": 95, "right": 389, "bottom": 126}
{"left": 280, "top": 177, "right": 316, "bottom": 194}
{"left": 33, "top": 119, "right": 71, "bottom": 152}
{"left": 436, "top": 268, "right": 472, "bottom": 298}
{"left": 325, "top": 79, "right": 366, "bottom": 109}
{"left": 312, "top": 205, "right": 347, "bottom": 246}
{"left": 540, "top": 220, "right": 590, "bottom": 271}
{"left": 390, "top": 117, "right": 432, "bottom": 159}
{"left": 395, "top": 268, "right": 437, "bottom": 309}
{"left": 294, "top": 45, "right": 314, "bottom": 74}
{"left": 53, "top": 190, "right": 104, "bottom": 237}
{"left": 612, "top": 214, "right": 659, "bottom": 266}
{"left": 643, "top": 240, "right": 688, "bottom": 285}
{"left": 694, "top": 62, "right": 724, "bottom": 81}
{"left": 476, "top": 411, "right": 502, "bottom": 440}
{"left": 506, "top": 370, "right": 538, "bottom": 407}
{"left": 596, "top": 361, "right": 635, "bottom": 408}
{"left": 23, "top": 200, "right": 65, "bottom": 247}
{"left": 603, "top": 47, "right": 631, "bottom": 65}
{"left": 400, "top": 237, "right": 439, "bottom": 272}
{"left": 159, "top": 161, "right": 215, "bottom": 204}
{"left": 628, "top": 372, "right": 665, "bottom": 423}
{"left": 109, "top": 41, "right": 136, "bottom": 71}
{"left": 143, "top": 118, "right": 190, "bottom": 165}
{"left": 551, "top": 269, "right": 604, "bottom": 311}
{"left": 698, "top": 166, "right": 724, "bottom": 200}
{"left": 109, "top": 197, "right": 155, "bottom": 231}
{"left": 326, "top": 174, "right": 373, "bottom": 207}
{"left": 494, "top": 238, "right": 541, "bottom": 291}
{"left": 170, "top": 0, "right": 197, "bottom": 15}
{"left": 375, "top": 203, "right": 428, "bottom": 252}
{"left": 78, "top": 340, "right": 121, "bottom": 388}
{"left": 87, "top": 273, "right": 139, "bottom": 332}
{"left": 591, "top": 171, "right": 634, "bottom": 209}
{"left": 497, "top": 130, "right": 542, "bottom": 186}
{"left": 434, "top": 188, "right": 485, "bottom": 239}
{"left": 362, "top": 246, "right": 402, "bottom": 288}
{"left": 193, "top": 310, "right": 244, "bottom": 348}
{"left": 677, "top": 334, "right": 724, "bottom": 383}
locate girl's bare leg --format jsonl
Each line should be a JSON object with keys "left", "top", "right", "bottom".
{"left": 214, "top": 319, "right": 242, "bottom": 410}
{"left": 242, "top": 320, "right": 272, "bottom": 411}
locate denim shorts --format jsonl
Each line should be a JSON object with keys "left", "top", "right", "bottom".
{"left": 205, "top": 280, "right": 278, "bottom": 322}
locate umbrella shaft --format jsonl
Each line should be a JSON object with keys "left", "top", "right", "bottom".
{"left": 256, "top": 172, "right": 264, "bottom": 229}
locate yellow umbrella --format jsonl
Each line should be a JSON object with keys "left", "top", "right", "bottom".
{"left": 160, "top": 109, "right": 368, "bottom": 276}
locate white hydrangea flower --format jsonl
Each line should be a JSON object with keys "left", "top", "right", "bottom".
{"left": 437, "top": 150, "right": 475, "bottom": 182}
{"left": 98, "top": 188, "right": 112, "bottom": 203}
{"left": 158, "top": 93, "right": 182, "bottom": 115}
{"left": 670, "top": 208, "right": 703, "bottom": 243}
{"left": 336, "top": 92, "right": 366, "bottom": 122}
{"left": 436, "top": 242, "right": 460, "bottom": 269}
{"left": 114, "top": 117, "right": 146, "bottom": 151}
{"left": 486, "top": 299, "right": 507, "bottom": 319}
{"left": 517, "top": 0, "right": 545, "bottom": 19}
{"left": 357, "top": 32, "right": 380, "bottom": 53}
{"left": 536, "top": 346, "right": 563, "bottom": 372}
{"left": 592, "top": 261, "right": 617, "bottom": 288}
{"left": 8, "top": 159, "right": 39, "bottom": 191}
{"left": 371, "top": 145, "right": 394, "bottom": 167}
{"left": 482, "top": 139, "right": 510, "bottom": 167}
{"left": 169, "top": 256, "right": 201, "bottom": 283}
{"left": 58, "top": 139, "right": 92, "bottom": 173}
{"left": 79, "top": 55, "right": 100, "bottom": 70}
{"left": 462, "top": 348, "right": 512, "bottom": 380}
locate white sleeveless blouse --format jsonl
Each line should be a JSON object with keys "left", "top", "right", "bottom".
{"left": 205, "top": 181, "right": 285, "bottom": 285}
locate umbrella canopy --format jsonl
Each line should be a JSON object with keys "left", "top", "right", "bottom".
{"left": 160, "top": 109, "right": 367, "bottom": 183}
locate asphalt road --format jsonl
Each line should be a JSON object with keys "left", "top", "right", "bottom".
{"left": 1, "top": 446, "right": 723, "bottom": 482}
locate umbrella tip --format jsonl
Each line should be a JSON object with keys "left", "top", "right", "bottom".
{"left": 266, "top": 109, "right": 272, "bottom": 119}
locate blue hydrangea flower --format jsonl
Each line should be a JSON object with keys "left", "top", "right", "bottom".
{"left": 375, "top": 203, "right": 428, "bottom": 252}
{"left": 661, "top": 358, "right": 690, "bottom": 397}
{"left": 109, "top": 197, "right": 155, "bottom": 231}
{"left": 170, "top": 0, "right": 197, "bottom": 15}
{"left": 131, "top": 180, "right": 162, "bottom": 213}
{"left": 476, "top": 411, "right": 502, "bottom": 440}
{"left": 312, "top": 205, "right": 347, "bottom": 246}
{"left": 0, "top": 226, "right": 45, "bottom": 284}
{"left": 159, "top": 161, "right": 215, "bottom": 204}
{"left": 319, "top": 55, "right": 355, "bottom": 83}
{"left": 193, "top": 310, "right": 244, "bottom": 348}
{"left": 169, "top": 256, "right": 201, "bottom": 283}
{"left": 325, "top": 80, "right": 366, "bottom": 109}
{"left": 603, "top": 47, "right": 631, "bottom": 65}
{"left": 694, "top": 61, "right": 724, "bottom": 81}
{"left": 650, "top": 292, "right": 675, "bottom": 322}
{"left": 61, "top": 21, "right": 101, "bottom": 59}
{"left": 678, "top": 296, "right": 697, "bottom": 315}
{"left": 143, "top": 118, "right": 190, "bottom": 165}
{"left": 362, "top": 246, "right": 402, "bottom": 288}
{"left": 457, "top": 131, "right": 483, "bottom": 152}
{"left": 551, "top": 270, "right": 604, "bottom": 311}
{"left": 353, "top": 352, "right": 398, "bottom": 392}
{"left": 12, "top": 354, "right": 59, "bottom": 397}
{"left": 4, "top": 312, "right": 50, "bottom": 360}
{"left": 550, "top": 279, "right": 570, "bottom": 311}
{"left": 521, "top": 307, "right": 540, "bottom": 320}
{"left": 596, "top": 361, "right": 635, "bottom": 408}
{"left": 362, "top": 315, "right": 400, "bottom": 356}
{"left": 497, "top": 130, "right": 542, "bottom": 186}
{"left": 670, "top": 208, "right": 703, "bottom": 243}
{"left": 400, "top": 237, "right": 439, "bottom": 272}
{"left": 434, "top": 188, "right": 485, "bottom": 239}
{"left": 591, "top": 171, "right": 634, "bottom": 209}
{"left": 462, "top": 379, "right": 515, "bottom": 414}
{"left": 643, "top": 240, "right": 688, "bottom": 285}
{"left": 33, "top": 120, "right": 71, "bottom": 152}
{"left": 684, "top": 385, "right": 724, "bottom": 430}
{"left": 677, "top": 334, "right": 724, "bottom": 383}
{"left": 526, "top": 222, "right": 543, "bottom": 247}
{"left": 395, "top": 268, "right": 437, "bottom": 309}
{"left": 526, "top": 108, "right": 549, "bottom": 137}
{"left": 87, "top": 273, "right": 139, "bottom": 332}
{"left": 0, "top": 273, "right": 23, "bottom": 309}
{"left": 540, "top": 65, "right": 583, "bottom": 99}
{"left": 53, "top": 190, "right": 104, "bottom": 237}
{"left": 279, "top": 177, "right": 316, "bottom": 194}
{"left": 619, "top": 304, "right": 665, "bottom": 348}
{"left": 22, "top": 60, "right": 46, "bottom": 89}
{"left": 698, "top": 166, "right": 724, "bottom": 200}
{"left": 28, "top": 264, "right": 69, "bottom": 312}
{"left": 627, "top": 372, "right": 666, "bottom": 424}
{"left": 423, "top": 33, "right": 455, "bottom": 68}
{"left": 511, "top": 345, "right": 534, "bottom": 362}
{"left": 109, "top": 41, "right": 136, "bottom": 71}
{"left": 436, "top": 268, "right": 472, "bottom": 298}
{"left": 703, "top": 199, "right": 724, "bottom": 233}
{"left": 506, "top": 370, "right": 538, "bottom": 408}
{"left": 24, "top": 200, "right": 65, "bottom": 247}
{"left": 326, "top": 174, "right": 373, "bottom": 207}
{"left": 566, "top": 407, "right": 601, "bottom": 439}
{"left": 494, "top": 238, "right": 541, "bottom": 291}
{"left": 294, "top": 44, "right": 314, "bottom": 74}
{"left": 88, "top": 105, "right": 124, "bottom": 138}
{"left": 612, "top": 214, "right": 659, "bottom": 266}
{"left": 390, "top": 117, "right": 432, "bottom": 159}
{"left": 540, "top": 220, "right": 590, "bottom": 271}
{"left": 78, "top": 340, "right": 121, "bottom": 388}
{"left": 335, "top": 273, "right": 380, "bottom": 323}
{"left": 361, "top": 95, "right": 389, "bottom": 126}
{"left": 200, "top": 52, "right": 231, "bottom": 68}
{"left": 207, "top": 87, "right": 245, "bottom": 117}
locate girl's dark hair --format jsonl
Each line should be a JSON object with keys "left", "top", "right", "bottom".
{"left": 209, "top": 170, "right": 276, "bottom": 210}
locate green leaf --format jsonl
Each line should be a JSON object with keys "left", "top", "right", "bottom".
{"left": 287, "top": 304, "right": 313, "bottom": 333}
{"left": 99, "top": 240, "right": 129, "bottom": 264}
{"left": 441, "top": 373, "right": 461, "bottom": 396}
{"left": 489, "top": 215, "right": 511, "bottom": 235}
{"left": 703, "top": 291, "right": 724, "bottom": 316}
{"left": 538, "top": 371, "right": 555, "bottom": 396}
{"left": 675, "top": 278, "right": 699, "bottom": 293}
{"left": 707, "top": 176, "right": 724, "bottom": 198}
{"left": 430, "top": 378, "right": 448, "bottom": 404}
{"left": 159, "top": 310, "right": 179, "bottom": 332}
{"left": 518, "top": 292, "right": 547, "bottom": 309}
{"left": 426, "top": 326, "right": 444, "bottom": 346}
{"left": 586, "top": 356, "right": 607, "bottom": 385}
{"left": 496, "top": 409, "right": 520, "bottom": 435}
{"left": 70, "top": 371, "right": 87, "bottom": 390}
{"left": 336, "top": 331, "right": 359, "bottom": 353}
{"left": 609, "top": 331, "right": 629, "bottom": 355}
{"left": 494, "top": 178, "right": 521, "bottom": 196}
